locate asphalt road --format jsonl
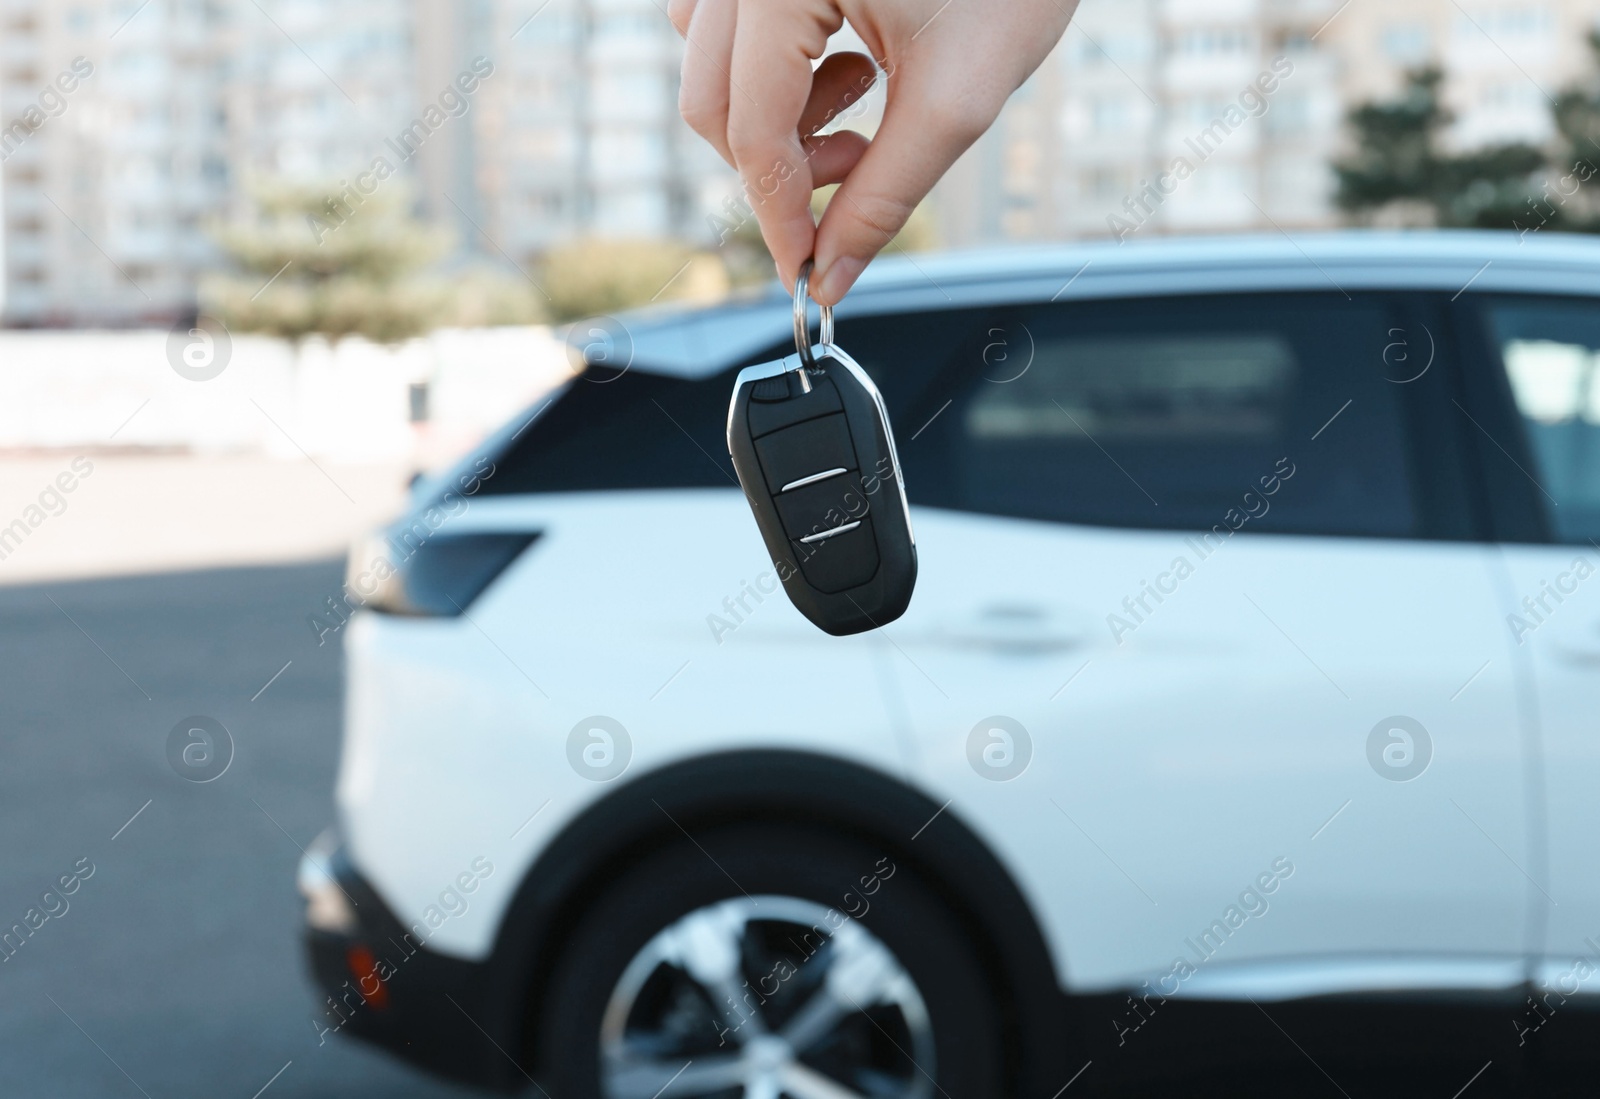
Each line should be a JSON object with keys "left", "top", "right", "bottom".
{"left": 0, "top": 560, "right": 479, "bottom": 1098}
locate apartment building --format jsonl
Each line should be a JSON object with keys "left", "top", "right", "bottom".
{"left": 1333, "top": 0, "right": 1599, "bottom": 151}
{"left": 471, "top": 0, "right": 729, "bottom": 257}
{"left": 7, "top": 0, "right": 1597, "bottom": 324}
{"left": 1, "top": 0, "right": 232, "bottom": 325}
{"left": 0, "top": 0, "right": 419, "bottom": 326}
{"left": 0, "top": 0, "right": 733, "bottom": 325}
{"left": 935, "top": 0, "right": 1600, "bottom": 247}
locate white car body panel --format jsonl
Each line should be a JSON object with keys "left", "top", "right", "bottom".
{"left": 340, "top": 493, "right": 1535, "bottom": 996}
{"left": 1495, "top": 545, "right": 1600, "bottom": 966}
{"left": 873, "top": 509, "right": 1530, "bottom": 992}
{"left": 339, "top": 491, "right": 914, "bottom": 959}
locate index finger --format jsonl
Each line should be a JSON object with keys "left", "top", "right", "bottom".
{"left": 726, "top": 0, "right": 839, "bottom": 290}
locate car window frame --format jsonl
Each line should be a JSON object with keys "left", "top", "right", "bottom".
{"left": 1449, "top": 292, "right": 1588, "bottom": 545}
{"left": 905, "top": 288, "right": 1485, "bottom": 543}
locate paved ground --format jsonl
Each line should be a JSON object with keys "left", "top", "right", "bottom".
{"left": 0, "top": 559, "right": 479, "bottom": 1098}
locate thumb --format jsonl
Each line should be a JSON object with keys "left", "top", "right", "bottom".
{"left": 811, "top": 73, "right": 1000, "bottom": 305}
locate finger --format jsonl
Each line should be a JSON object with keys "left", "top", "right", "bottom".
{"left": 666, "top": 0, "right": 697, "bottom": 37}
{"left": 677, "top": 0, "right": 739, "bottom": 167}
{"left": 812, "top": 77, "right": 1002, "bottom": 304}
{"left": 798, "top": 51, "right": 877, "bottom": 138}
{"left": 804, "top": 130, "right": 870, "bottom": 188}
{"left": 727, "top": 0, "right": 840, "bottom": 290}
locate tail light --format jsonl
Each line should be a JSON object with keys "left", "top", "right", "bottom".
{"left": 347, "top": 530, "right": 540, "bottom": 617}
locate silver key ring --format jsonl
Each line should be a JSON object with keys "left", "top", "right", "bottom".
{"left": 792, "top": 260, "right": 834, "bottom": 369}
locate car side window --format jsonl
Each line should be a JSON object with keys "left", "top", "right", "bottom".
{"left": 912, "top": 293, "right": 1422, "bottom": 538}
{"left": 1482, "top": 296, "right": 1600, "bottom": 544}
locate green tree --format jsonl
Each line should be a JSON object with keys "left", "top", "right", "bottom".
{"left": 1333, "top": 66, "right": 1545, "bottom": 229}
{"left": 1545, "top": 30, "right": 1600, "bottom": 232}
{"left": 203, "top": 179, "right": 529, "bottom": 344}
{"left": 538, "top": 238, "right": 728, "bottom": 323}
{"left": 1553, "top": 33, "right": 1600, "bottom": 163}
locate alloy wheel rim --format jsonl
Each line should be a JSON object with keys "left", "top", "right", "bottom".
{"left": 598, "top": 894, "right": 937, "bottom": 1099}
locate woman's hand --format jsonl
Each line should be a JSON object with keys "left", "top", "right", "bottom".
{"left": 670, "top": 0, "right": 1079, "bottom": 303}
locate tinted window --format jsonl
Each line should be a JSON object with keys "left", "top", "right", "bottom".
{"left": 1485, "top": 296, "right": 1600, "bottom": 543}
{"left": 477, "top": 307, "right": 991, "bottom": 496}
{"left": 910, "top": 293, "right": 1422, "bottom": 538}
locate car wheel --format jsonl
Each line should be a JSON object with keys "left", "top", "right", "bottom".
{"left": 537, "top": 822, "right": 1006, "bottom": 1098}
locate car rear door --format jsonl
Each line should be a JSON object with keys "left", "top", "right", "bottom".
{"left": 1460, "top": 292, "right": 1600, "bottom": 985}
{"left": 881, "top": 288, "right": 1532, "bottom": 997}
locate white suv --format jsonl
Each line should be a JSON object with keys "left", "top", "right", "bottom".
{"left": 300, "top": 232, "right": 1600, "bottom": 1098}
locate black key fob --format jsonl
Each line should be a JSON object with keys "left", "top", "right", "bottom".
{"left": 726, "top": 264, "right": 916, "bottom": 636}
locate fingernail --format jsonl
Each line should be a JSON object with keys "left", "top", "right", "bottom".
{"left": 815, "top": 256, "right": 865, "bottom": 305}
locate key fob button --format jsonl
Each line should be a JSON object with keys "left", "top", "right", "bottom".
{"left": 792, "top": 517, "right": 880, "bottom": 594}
{"left": 753, "top": 413, "right": 858, "bottom": 496}
{"left": 773, "top": 474, "right": 868, "bottom": 542}
{"left": 746, "top": 375, "right": 843, "bottom": 435}
{"left": 750, "top": 377, "right": 791, "bottom": 402}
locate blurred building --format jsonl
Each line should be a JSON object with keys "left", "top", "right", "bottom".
{"left": 1334, "top": 0, "right": 1598, "bottom": 152}
{"left": 5, "top": 0, "right": 1600, "bottom": 325}
{"left": 1, "top": 0, "right": 234, "bottom": 325}
{"left": 472, "top": 0, "right": 730, "bottom": 257}
{"left": 0, "top": 0, "right": 733, "bottom": 326}
{"left": 221, "top": 1, "right": 418, "bottom": 205}
{"left": 936, "top": 0, "right": 1600, "bottom": 247}
{"left": 0, "top": 0, "right": 419, "bottom": 326}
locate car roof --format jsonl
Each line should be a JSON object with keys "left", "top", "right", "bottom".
{"left": 620, "top": 229, "right": 1600, "bottom": 378}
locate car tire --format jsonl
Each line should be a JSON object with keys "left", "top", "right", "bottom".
{"left": 536, "top": 821, "right": 1007, "bottom": 1098}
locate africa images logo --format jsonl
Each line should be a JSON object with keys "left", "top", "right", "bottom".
{"left": 1366, "top": 715, "right": 1432, "bottom": 782}
{"left": 967, "top": 716, "right": 1032, "bottom": 781}
{"left": 566, "top": 716, "right": 632, "bottom": 782}
{"left": 166, "top": 315, "right": 232, "bottom": 381}
{"left": 166, "top": 715, "right": 234, "bottom": 783}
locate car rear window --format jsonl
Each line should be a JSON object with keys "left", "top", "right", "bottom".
{"left": 474, "top": 307, "right": 995, "bottom": 496}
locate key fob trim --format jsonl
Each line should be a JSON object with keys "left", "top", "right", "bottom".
{"left": 727, "top": 342, "right": 917, "bottom": 636}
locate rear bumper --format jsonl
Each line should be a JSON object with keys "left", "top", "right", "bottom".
{"left": 300, "top": 834, "right": 526, "bottom": 1093}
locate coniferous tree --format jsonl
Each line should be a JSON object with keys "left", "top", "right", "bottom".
{"left": 203, "top": 180, "right": 536, "bottom": 344}
{"left": 1540, "top": 30, "right": 1600, "bottom": 233}
{"left": 1333, "top": 66, "right": 1544, "bottom": 229}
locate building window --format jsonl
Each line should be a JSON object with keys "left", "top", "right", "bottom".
{"left": 1264, "top": 93, "right": 1312, "bottom": 135}
{"left": 1381, "top": 23, "right": 1431, "bottom": 62}
{"left": 1170, "top": 27, "right": 1252, "bottom": 58}
{"left": 1454, "top": 5, "right": 1555, "bottom": 42}
{"left": 1087, "top": 168, "right": 1133, "bottom": 200}
{"left": 1091, "top": 96, "right": 1130, "bottom": 134}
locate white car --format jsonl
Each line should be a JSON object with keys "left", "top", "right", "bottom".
{"left": 300, "top": 231, "right": 1600, "bottom": 1097}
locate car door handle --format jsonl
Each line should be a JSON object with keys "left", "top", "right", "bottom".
{"left": 1542, "top": 619, "right": 1600, "bottom": 665}
{"left": 1552, "top": 640, "right": 1600, "bottom": 666}
{"left": 925, "top": 603, "right": 1088, "bottom": 654}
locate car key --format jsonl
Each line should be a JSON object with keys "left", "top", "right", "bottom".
{"left": 726, "top": 260, "right": 917, "bottom": 636}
